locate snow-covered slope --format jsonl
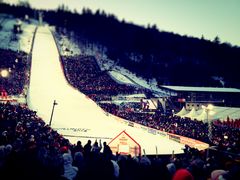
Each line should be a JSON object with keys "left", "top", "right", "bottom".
{"left": 54, "top": 30, "right": 168, "bottom": 97}
{"left": 28, "top": 25, "right": 184, "bottom": 155}
{"left": 94, "top": 53, "right": 168, "bottom": 96}
{"left": 0, "top": 14, "right": 36, "bottom": 53}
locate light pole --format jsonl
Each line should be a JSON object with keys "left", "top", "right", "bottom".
{"left": 0, "top": 69, "right": 10, "bottom": 99}
{"left": 202, "top": 104, "right": 214, "bottom": 142}
{"left": 49, "top": 100, "right": 58, "bottom": 126}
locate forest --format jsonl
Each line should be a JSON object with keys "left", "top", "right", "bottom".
{"left": 1, "top": 2, "right": 240, "bottom": 88}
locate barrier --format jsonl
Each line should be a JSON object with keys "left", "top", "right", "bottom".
{"left": 180, "top": 136, "right": 209, "bottom": 150}
{"left": 0, "top": 99, "right": 17, "bottom": 104}
{"left": 110, "top": 113, "right": 209, "bottom": 151}
{"left": 167, "top": 132, "right": 209, "bottom": 150}
{"left": 148, "top": 128, "right": 157, "bottom": 135}
{"left": 128, "top": 121, "right": 134, "bottom": 127}
{"left": 157, "top": 131, "right": 167, "bottom": 137}
{"left": 168, "top": 133, "right": 181, "bottom": 143}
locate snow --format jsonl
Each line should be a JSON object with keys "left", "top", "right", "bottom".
{"left": 27, "top": 26, "right": 185, "bottom": 155}
{"left": 0, "top": 14, "right": 36, "bottom": 53}
{"left": 53, "top": 30, "right": 81, "bottom": 56}
{"left": 108, "top": 70, "right": 136, "bottom": 85}
{"left": 79, "top": 48, "right": 168, "bottom": 97}
{"left": 117, "top": 93, "right": 146, "bottom": 99}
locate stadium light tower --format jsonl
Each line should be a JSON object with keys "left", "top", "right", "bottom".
{"left": 202, "top": 104, "right": 214, "bottom": 142}
{"left": 0, "top": 69, "right": 10, "bottom": 92}
{"left": 49, "top": 100, "right": 58, "bottom": 127}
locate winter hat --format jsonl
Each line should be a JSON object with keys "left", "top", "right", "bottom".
{"left": 74, "top": 151, "right": 84, "bottom": 164}
{"left": 26, "top": 122, "right": 31, "bottom": 128}
{"left": 63, "top": 153, "right": 73, "bottom": 165}
{"left": 60, "top": 146, "right": 69, "bottom": 154}
{"left": 167, "top": 162, "right": 176, "bottom": 175}
{"left": 211, "top": 169, "right": 227, "bottom": 180}
{"left": 190, "top": 158, "right": 204, "bottom": 170}
{"left": 74, "top": 151, "right": 84, "bottom": 169}
{"left": 5, "top": 144, "right": 12, "bottom": 155}
{"left": 172, "top": 168, "right": 194, "bottom": 180}
{"left": 132, "top": 156, "right": 139, "bottom": 163}
{"left": 2, "top": 131, "right": 7, "bottom": 136}
{"left": 29, "top": 135, "right": 35, "bottom": 142}
{"left": 0, "top": 145, "right": 5, "bottom": 159}
{"left": 117, "top": 155, "right": 127, "bottom": 162}
{"left": 140, "top": 156, "right": 151, "bottom": 166}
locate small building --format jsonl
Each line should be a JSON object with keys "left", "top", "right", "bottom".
{"left": 108, "top": 130, "right": 141, "bottom": 156}
{"left": 160, "top": 85, "right": 240, "bottom": 107}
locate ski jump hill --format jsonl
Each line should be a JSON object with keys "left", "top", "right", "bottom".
{"left": 27, "top": 26, "right": 208, "bottom": 155}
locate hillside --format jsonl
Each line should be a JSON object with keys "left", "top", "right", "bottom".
{"left": 1, "top": 2, "right": 240, "bottom": 88}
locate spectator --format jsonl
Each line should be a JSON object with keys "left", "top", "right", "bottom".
{"left": 103, "top": 141, "right": 112, "bottom": 160}
{"left": 211, "top": 169, "right": 228, "bottom": 180}
{"left": 91, "top": 139, "right": 102, "bottom": 155}
{"left": 62, "top": 152, "right": 78, "bottom": 180}
{"left": 83, "top": 140, "right": 92, "bottom": 158}
{"left": 74, "top": 141, "right": 83, "bottom": 154}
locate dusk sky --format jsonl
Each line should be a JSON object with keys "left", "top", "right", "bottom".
{"left": 4, "top": 0, "right": 240, "bottom": 46}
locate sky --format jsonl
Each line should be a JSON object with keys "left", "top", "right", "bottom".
{"left": 4, "top": 0, "right": 240, "bottom": 46}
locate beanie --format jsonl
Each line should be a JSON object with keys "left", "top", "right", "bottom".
{"left": 172, "top": 168, "right": 194, "bottom": 180}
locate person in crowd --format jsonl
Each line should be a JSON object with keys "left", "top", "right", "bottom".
{"left": 91, "top": 139, "right": 102, "bottom": 155}
{"left": 73, "top": 141, "right": 83, "bottom": 154}
{"left": 62, "top": 152, "right": 78, "bottom": 180}
{"left": 103, "top": 141, "right": 112, "bottom": 160}
{"left": 83, "top": 140, "right": 92, "bottom": 158}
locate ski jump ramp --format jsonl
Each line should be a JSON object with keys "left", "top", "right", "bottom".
{"left": 28, "top": 26, "right": 185, "bottom": 155}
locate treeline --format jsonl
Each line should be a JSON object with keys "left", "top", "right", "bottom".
{"left": 1, "top": 2, "right": 240, "bottom": 87}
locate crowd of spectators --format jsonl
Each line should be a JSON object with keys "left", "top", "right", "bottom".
{"left": 0, "top": 102, "right": 240, "bottom": 180}
{"left": 0, "top": 102, "right": 65, "bottom": 179}
{"left": 61, "top": 55, "right": 144, "bottom": 101}
{"left": 99, "top": 102, "right": 240, "bottom": 154}
{"left": 0, "top": 48, "right": 29, "bottom": 96}
{"left": 214, "top": 119, "right": 240, "bottom": 129}
{"left": 28, "top": 35, "right": 239, "bottom": 179}
{"left": 58, "top": 51, "right": 240, "bottom": 155}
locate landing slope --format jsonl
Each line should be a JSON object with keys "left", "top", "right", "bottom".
{"left": 28, "top": 26, "right": 184, "bottom": 155}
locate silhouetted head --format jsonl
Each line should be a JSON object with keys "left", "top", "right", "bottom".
{"left": 77, "top": 141, "right": 82, "bottom": 146}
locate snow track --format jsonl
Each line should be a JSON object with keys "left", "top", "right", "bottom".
{"left": 27, "top": 26, "right": 184, "bottom": 155}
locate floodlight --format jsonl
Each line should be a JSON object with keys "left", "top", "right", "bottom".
{"left": 0, "top": 69, "right": 9, "bottom": 78}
